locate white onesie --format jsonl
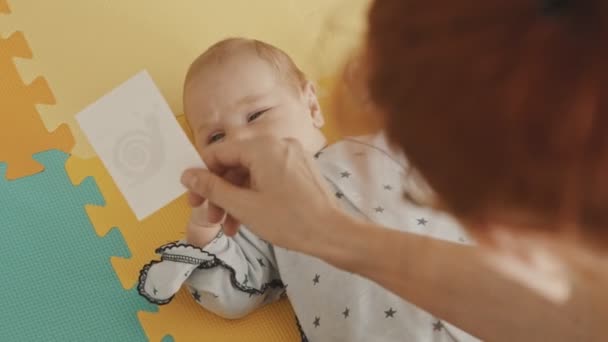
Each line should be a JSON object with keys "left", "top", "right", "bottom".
{"left": 138, "top": 133, "right": 481, "bottom": 342}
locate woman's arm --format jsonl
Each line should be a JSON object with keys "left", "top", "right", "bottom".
{"left": 319, "top": 211, "right": 598, "bottom": 342}
{"left": 181, "top": 136, "right": 603, "bottom": 342}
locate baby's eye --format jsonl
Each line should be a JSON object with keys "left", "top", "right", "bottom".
{"left": 247, "top": 110, "right": 267, "bottom": 123}
{"left": 208, "top": 132, "right": 225, "bottom": 144}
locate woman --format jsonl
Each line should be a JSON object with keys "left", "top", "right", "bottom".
{"left": 181, "top": 0, "right": 607, "bottom": 340}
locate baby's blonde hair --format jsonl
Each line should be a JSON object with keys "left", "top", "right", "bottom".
{"left": 185, "top": 38, "right": 308, "bottom": 93}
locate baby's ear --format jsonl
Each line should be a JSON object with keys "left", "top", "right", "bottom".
{"left": 304, "top": 81, "right": 325, "bottom": 128}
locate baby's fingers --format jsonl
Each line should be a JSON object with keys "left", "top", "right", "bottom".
{"left": 208, "top": 202, "right": 225, "bottom": 224}
{"left": 223, "top": 215, "right": 241, "bottom": 236}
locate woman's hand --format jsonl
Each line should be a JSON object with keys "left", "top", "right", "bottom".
{"left": 180, "top": 136, "right": 342, "bottom": 253}
{"left": 186, "top": 167, "right": 250, "bottom": 235}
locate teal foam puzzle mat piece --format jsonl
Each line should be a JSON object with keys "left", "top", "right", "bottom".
{"left": 0, "top": 150, "right": 156, "bottom": 341}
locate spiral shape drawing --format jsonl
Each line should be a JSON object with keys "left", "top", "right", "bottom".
{"left": 112, "top": 114, "right": 164, "bottom": 186}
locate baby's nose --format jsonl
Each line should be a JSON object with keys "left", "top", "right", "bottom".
{"left": 230, "top": 127, "right": 253, "bottom": 142}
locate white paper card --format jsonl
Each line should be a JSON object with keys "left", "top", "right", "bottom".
{"left": 76, "top": 70, "right": 205, "bottom": 220}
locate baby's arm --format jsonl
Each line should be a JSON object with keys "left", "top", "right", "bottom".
{"left": 138, "top": 206, "right": 284, "bottom": 319}
{"left": 184, "top": 228, "right": 285, "bottom": 319}
{"left": 184, "top": 201, "right": 223, "bottom": 247}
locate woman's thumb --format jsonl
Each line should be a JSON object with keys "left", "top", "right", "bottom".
{"left": 181, "top": 169, "right": 250, "bottom": 218}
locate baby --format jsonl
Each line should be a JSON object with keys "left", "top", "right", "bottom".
{"left": 139, "top": 38, "right": 479, "bottom": 342}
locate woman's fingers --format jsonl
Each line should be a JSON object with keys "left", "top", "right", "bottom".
{"left": 183, "top": 148, "right": 252, "bottom": 236}
{"left": 181, "top": 168, "right": 253, "bottom": 223}
{"left": 206, "top": 164, "right": 249, "bottom": 226}
{"left": 201, "top": 139, "right": 252, "bottom": 174}
{"left": 200, "top": 136, "right": 279, "bottom": 174}
{"left": 181, "top": 135, "right": 336, "bottom": 252}
{"left": 181, "top": 138, "right": 263, "bottom": 219}
{"left": 188, "top": 192, "right": 205, "bottom": 207}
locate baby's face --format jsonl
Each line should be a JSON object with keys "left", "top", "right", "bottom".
{"left": 184, "top": 52, "right": 325, "bottom": 154}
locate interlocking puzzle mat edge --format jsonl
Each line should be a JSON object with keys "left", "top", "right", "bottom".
{"left": 0, "top": 4, "right": 74, "bottom": 180}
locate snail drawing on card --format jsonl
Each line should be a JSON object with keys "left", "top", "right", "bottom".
{"left": 113, "top": 109, "right": 164, "bottom": 186}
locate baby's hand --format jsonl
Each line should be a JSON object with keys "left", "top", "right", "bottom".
{"left": 186, "top": 200, "right": 223, "bottom": 248}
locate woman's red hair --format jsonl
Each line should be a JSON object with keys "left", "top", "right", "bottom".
{"left": 364, "top": 0, "right": 608, "bottom": 243}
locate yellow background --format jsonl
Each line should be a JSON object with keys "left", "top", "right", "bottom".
{"left": 2, "top": 0, "right": 369, "bottom": 157}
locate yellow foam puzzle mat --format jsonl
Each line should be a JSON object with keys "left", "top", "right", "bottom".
{"left": 139, "top": 290, "right": 301, "bottom": 341}
{"left": 1, "top": 0, "right": 370, "bottom": 340}
{"left": 0, "top": 30, "right": 73, "bottom": 180}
